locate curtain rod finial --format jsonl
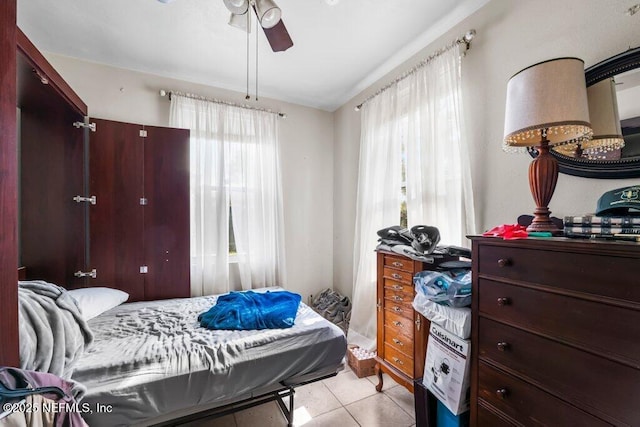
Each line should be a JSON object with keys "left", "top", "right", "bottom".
{"left": 354, "top": 104, "right": 362, "bottom": 112}
{"left": 159, "top": 89, "right": 167, "bottom": 97}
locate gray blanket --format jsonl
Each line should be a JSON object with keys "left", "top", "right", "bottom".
{"left": 18, "top": 281, "right": 93, "bottom": 380}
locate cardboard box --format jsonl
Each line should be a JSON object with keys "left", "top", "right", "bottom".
{"left": 347, "top": 346, "right": 377, "bottom": 378}
{"left": 422, "top": 324, "right": 471, "bottom": 415}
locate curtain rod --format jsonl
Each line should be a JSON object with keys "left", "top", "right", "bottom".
{"left": 159, "top": 90, "right": 287, "bottom": 118}
{"left": 355, "top": 29, "right": 476, "bottom": 111}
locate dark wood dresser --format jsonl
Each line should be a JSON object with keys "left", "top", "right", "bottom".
{"left": 375, "top": 250, "right": 454, "bottom": 393}
{"left": 470, "top": 236, "right": 640, "bottom": 426}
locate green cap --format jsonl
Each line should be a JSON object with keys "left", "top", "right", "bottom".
{"left": 596, "top": 186, "right": 640, "bottom": 216}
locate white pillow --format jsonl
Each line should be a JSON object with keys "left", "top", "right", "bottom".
{"left": 67, "top": 287, "right": 129, "bottom": 321}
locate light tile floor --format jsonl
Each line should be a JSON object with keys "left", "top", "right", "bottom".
{"left": 179, "top": 367, "right": 416, "bottom": 427}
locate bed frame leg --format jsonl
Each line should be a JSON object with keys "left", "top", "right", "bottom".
{"left": 275, "top": 387, "right": 295, "bottom": 427}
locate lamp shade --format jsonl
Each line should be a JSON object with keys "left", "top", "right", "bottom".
{"left": 504, "top": 57, "right": 592, "bottom": 147}
{"left": 223, "top": 0, "right": 249, "bottom": 15}
{"left": 254, "top": 0, "right": 281, "bottom": 29}
{"left": 582, "top": 77, "right": 625, "bottom": 154}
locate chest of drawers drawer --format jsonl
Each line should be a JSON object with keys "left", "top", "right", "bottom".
{"left": 383, "top": 254, "right": 414, "bottom": 272}
{"left": 478, "top": 317, "right": 640, "bottom": 426}
{"left": 478, "top": 279, "right": 640, "bottom": 367}
{"left": 477, "top": 243, "right": 640, "bottom": 303}
{"left": 383, "top": 266, "right": 413, "bottom": 284}
{"left": 384, "top": 310, "right": 414, "bottom": 339}
{"left": 478, "top": 361, "right": 609, "bottom": 427}
{"left": 384, "top": 342, "right": 413, "bottom": 377}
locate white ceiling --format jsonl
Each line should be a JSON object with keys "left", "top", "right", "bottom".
{"left": 17, "top": 0, "right": 488, "bottom": 111}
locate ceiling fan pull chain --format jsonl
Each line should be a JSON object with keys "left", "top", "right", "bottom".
{"left": 255, "top": 22, "right": 259, "bottom": 101}
{"left": 245, "top": 9, "right": 250, "bottom": 101}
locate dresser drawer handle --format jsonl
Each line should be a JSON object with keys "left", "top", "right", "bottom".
{"left": 392, "top": 357, "right": 404, "bottom": 365}
{"left": 496, "top": 388, "right": 509, "bottom": 399}
{"left": 391, "top": 273, "right": 402, "bottom": 279}
{"left": 497, "top": 297, "right": 511, "bottom": 306}
{"left": 497, "top": 258, "right": 511, "bottom": 267}
{"left": 393, "top": 296, "right": 404, "bottom": 302}
{"left": 392, "top": 338, "right": 404, "bottom": 346}
{"left": 392, "top": 261, "right": 404, "bottom": 268}
{"left": 392, "top": 306, "right": 402, "bottom": 312}
{"left": 391, "top": 284, "right": 403, "bottom": 290}
{"left": 497, "top": 342, "right": 510, "bottom": 352}
{"left": 393, "top": 321, "right": 403, "bottom": 327}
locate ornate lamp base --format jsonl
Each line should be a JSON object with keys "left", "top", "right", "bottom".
{"left": 527, "top": 137, "right": 561, "bottom": 234}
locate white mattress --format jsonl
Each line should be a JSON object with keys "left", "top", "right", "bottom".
{"left": 72, "top": 290, "right": 347, "bottom": 426}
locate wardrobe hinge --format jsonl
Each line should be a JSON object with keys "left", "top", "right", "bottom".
{"left": 73, "top": 121, "right": 96, "bottom": 132}
{"left": 140, "top": 266, "right": 148, "bottom": 274}
{"left": 74, "top": 269, "right": 97, "bottom": 279}
{"left": 139, "top": 129, "right": 148, "bottom": 137}
{"left": 140, "top": 198, "right": 148, "bottom": 205}
{"left": 73, "top": 195, "right": 97, "bottom": 205}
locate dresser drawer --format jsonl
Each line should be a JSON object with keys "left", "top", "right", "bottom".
{"left": 384, "top": 331, "right": 414, "bottom": 356}
{"left": 476, "top": 404, "right": 515, "bottom": 427}
{"left": 479, "top": 279, "right": 640, "bottom": 367}
{"left": 384, "top": 311, "right": 414, "bottom": 339}
{"left": 478, "top": 318, "right": 640, "bottom": 426}
{"left": 383, "top": 278, "right": 413, "bottom": 295}
{"left": 384, "top": 302, "right": 413, "bottom": 318}
{"left": 478, "top": 361, "right": 609, "bottom": 427}
{"left": 384, "top": 342, "right": 413, "bottom": 377}
{"left": 383, "top": 267, "right": 413, "bottom": 284}
{"left": 477, "top": 243, "right": 640, "bottom": 303}
{"left": 383, "top": 254, "right": 414, "bottom": 272}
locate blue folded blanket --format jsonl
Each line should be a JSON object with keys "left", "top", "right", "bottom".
{"left": 198, "top": 290, "right": 302, "bottom": 330}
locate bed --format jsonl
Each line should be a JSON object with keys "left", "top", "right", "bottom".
{"left": 19, "top": 284, "right": 347, "bottom": 426}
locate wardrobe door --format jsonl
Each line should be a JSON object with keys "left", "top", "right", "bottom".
{"left": 143, "top": 125, "right": 190, "bottom": 300}
{"left": 18, "top": 52, "right": 86, "bottom": 288}
{"left": 89, "top": 118, "right": 145, "bottom": 301}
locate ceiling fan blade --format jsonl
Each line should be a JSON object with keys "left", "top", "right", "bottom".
{"left": 262, "top": 19, "right": 293, "bottom": 52}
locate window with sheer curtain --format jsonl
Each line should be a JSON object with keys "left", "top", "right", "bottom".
{"left": 169, "top": 95, "right": 286, "bottom": 297}
{"left": 348, "top": 46, "right": 476, "bottom": 350}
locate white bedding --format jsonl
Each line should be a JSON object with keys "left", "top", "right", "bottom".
{"left": 72, "top": 291, "right": 347, "bottom": 426}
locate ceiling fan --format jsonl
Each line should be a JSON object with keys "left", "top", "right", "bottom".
{"left": 158, "top": 0, "right": 293, "bottom": 52}
{"left": 223, "top": 0, "right": 293, "bottom": 52}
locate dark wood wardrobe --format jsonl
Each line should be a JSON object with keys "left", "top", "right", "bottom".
{"left": 89, "top": 119, "right": 190, "bottom": 301}
{"left": 0, "top": 17, "right": 190, "bottom": 365}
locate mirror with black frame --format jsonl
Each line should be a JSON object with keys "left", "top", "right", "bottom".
{"left": 528, "top": 46, "right": 640, "bottom": 178}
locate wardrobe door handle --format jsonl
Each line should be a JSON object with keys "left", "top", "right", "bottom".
{"left": 496, "top": 388, "right": 509, "bottom": 399}
{"left": 497, "top": 258, "right": 511, "bottom": 267}
{"left": 497, "top": 297, "right": 511, "bottom": 306}
{"left": 497, "top": 342, "right": 510, "bottom": 352}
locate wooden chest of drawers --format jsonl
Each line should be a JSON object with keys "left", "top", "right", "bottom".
{"left": 375, "top": 250, "right": 455, "bottom": 393}
{"left": 470, "top": 237, "right": 640, "bottom": 426}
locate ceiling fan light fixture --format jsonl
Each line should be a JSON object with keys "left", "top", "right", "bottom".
{"left": 254, "top": 0, "right": 281, "bottom": 29}
{"left": 228, "top": 12, "right": 251, "bottom": 32}
{"left": 223, "top": 0, "right": 249, "bottom": 15}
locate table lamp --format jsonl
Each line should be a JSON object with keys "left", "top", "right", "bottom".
{"left": 552, "top": 77, "right": 625, "bottom": 159}
{"left": 503, "top": 58, "right": 592, "bottom": 233}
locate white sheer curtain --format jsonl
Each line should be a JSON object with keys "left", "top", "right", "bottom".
{"left": 404, "top": 46, "right": 476, "bottom": 246}
{"left": 170, "top": 95, "right": 286, "bottom": 296}
{"left": 349, "top": 90, "right": 403, "bottom": 350}
{"left": 349, "top": 45, "right": 475, "bottom": 349}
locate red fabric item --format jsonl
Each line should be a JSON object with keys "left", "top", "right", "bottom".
{"left": 482, "top": 224, "right": 529, "bottom": 239}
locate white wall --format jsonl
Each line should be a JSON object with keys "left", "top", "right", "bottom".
{"left": 333, "top": 0, "right": 640, "bottom": 299}
{"left": 45, "top": 54, "right": 334, "bottom": 303}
